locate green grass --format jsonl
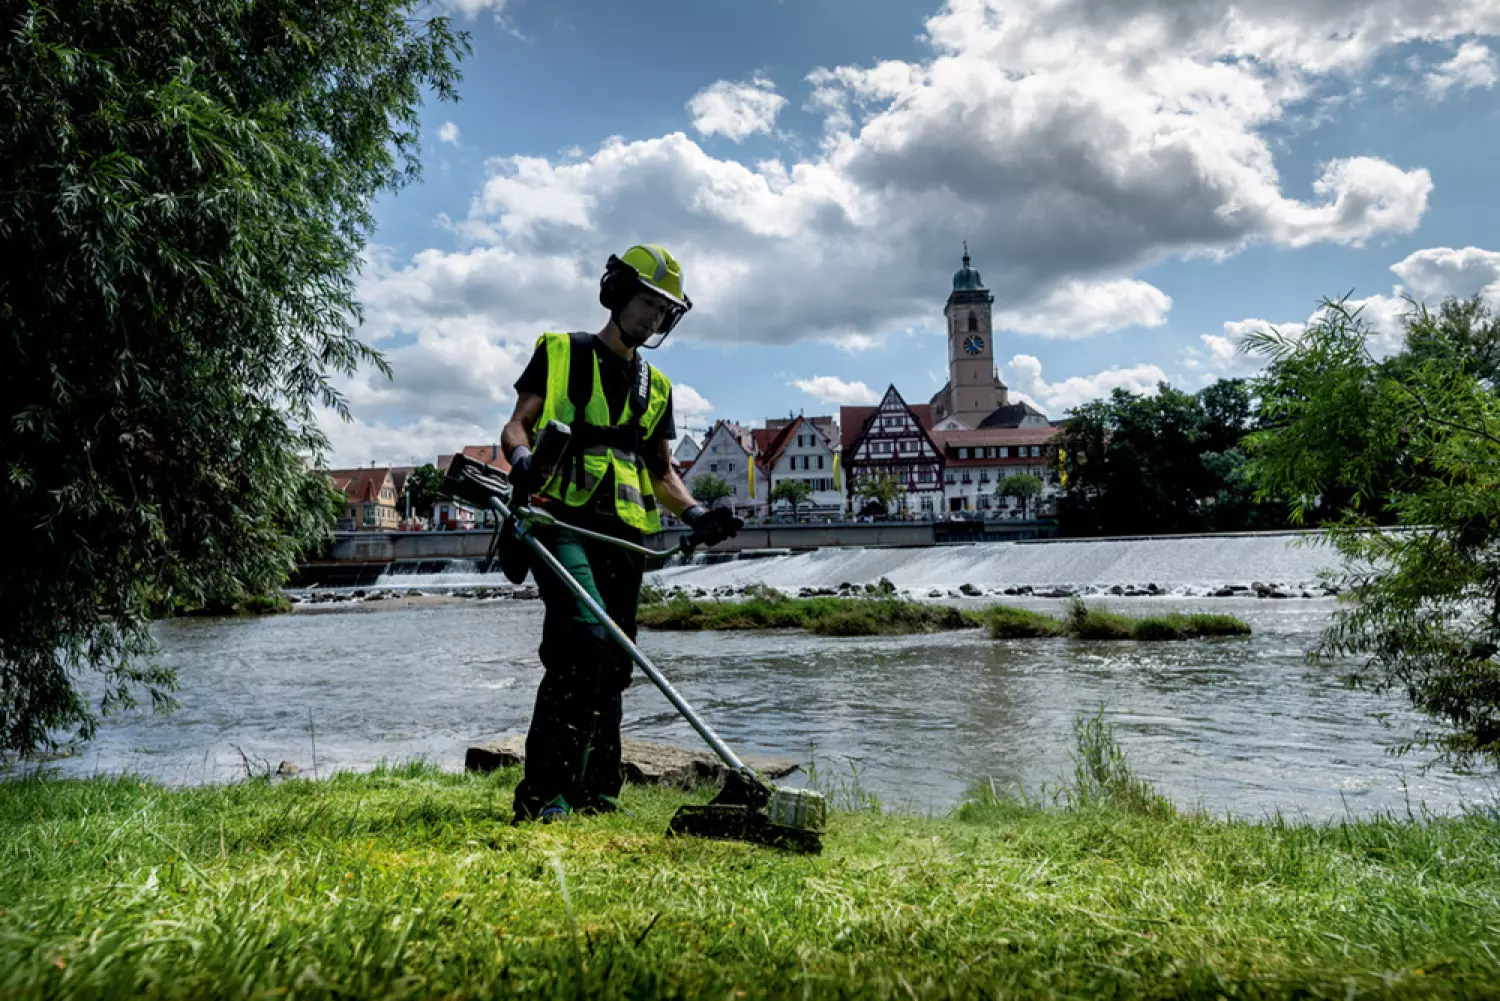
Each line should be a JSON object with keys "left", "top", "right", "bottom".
{"left": 986, "top": 605, "right": 1067, "bottom": 638}
{"left": 639, "top": 591, "right": 982, "bottom": 636}
{"left": 642, "top": 590, "right": 1251, "bottom": 641}
{"left": 3, "top": 724, "right": 1499, "bottom": 999}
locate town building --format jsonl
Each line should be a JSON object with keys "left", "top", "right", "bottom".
{"left": 839, "top": 386, "right": 945, "bottom": 516}
{"left": 931, "top": 428, "right": 1063, "bottom": 517}
{"left": 753, "top": 415, "right": 842, "bottom": 517}
{"left": 672, "top": 434, "right": 701, "bottom": 465}
{"left": 679, "top": 420, "right": 762, "bottom": 517}
{"left": 928, "top": 247, "right": 1051, "bottom": 431}
{"left": 327, "top": 466, "right": 401, "bottom": 531}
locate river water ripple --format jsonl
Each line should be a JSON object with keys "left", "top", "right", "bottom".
{"left": 14, "top": 596, "right": 1498, "bottom": 819}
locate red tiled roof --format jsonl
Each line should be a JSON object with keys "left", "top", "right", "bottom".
{"left": 327, "top": 467, "right": 394, "bottom": 505}
{"left": 839, "top": 403, "right": 934, "bottom": 452}
{"left": 752, "top": 418, "right": 802, "bottom": 473}
{"left": 750, "top": 427, "right": 782, "bottom": 457}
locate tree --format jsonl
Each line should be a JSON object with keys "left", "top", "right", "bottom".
{"left": 1243, "top": 295, "right": 1500, "bottom": 766}
{"left": 853, "top": 472, "right": 903, "bottom": 517}
{"left": 996, "top": 473, "right": 1044, "bottom": 519}
{"left": 401, "top": 464, "right": 445, "bottom": 524}
{"left": 691, "top": 473, "right": 734, "bottom": 510}
{"left": 0, "top": 3, "right": 468, "bottom": 758}
{"left": 770, "top": 478, "right": 814, "bottom": 519}
{"left": 1055, "top": 378, "right": 1284, "bottom": 537}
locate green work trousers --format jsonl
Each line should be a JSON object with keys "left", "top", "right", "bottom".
{"left": 512, "top": 521, "right": 644, "bottom": 820}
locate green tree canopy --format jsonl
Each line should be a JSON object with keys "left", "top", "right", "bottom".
{"left": 996, "top": 473, "right": 1044, "bottom": 519}
{"left": 691, "top": 473, "right": 734, "bottom": 509}
{"left": 1056, "top": 378, "right": 1285, "bottom": 536}
{"left": 1244, "top": 295, "right": 1500, "bottom": 766}
{"left": 853, "top": 472, "right": 903, "bottom": 516}
{"left": 0, "top": 2, "right": 467, "bottom": 757}
{"left": 401, "top": 464, "right": 445, "bottom": 523}
{"left": 770, "top": 478, "right": 814, "bottom": 518}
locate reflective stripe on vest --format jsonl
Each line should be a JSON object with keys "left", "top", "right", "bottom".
{"left": 533, "top": 332, "right": 672, "bottom": 533}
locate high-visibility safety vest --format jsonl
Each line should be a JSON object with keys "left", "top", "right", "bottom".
{"left": 534, "top": 331, "right": 673, "bottom": 533}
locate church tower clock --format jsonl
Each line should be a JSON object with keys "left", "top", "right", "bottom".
{"left": 939, "top": 244, "right": 1004, "bottom": 427}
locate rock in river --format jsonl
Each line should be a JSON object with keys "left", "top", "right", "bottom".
{"left": 465, "top": 735, "right": 801, "bottom": 788}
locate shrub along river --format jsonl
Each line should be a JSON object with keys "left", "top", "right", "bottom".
{"left": 18, "top": 583, "right": 1497, "bottom": 820}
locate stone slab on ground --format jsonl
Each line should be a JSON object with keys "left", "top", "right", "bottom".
{"left": 465, "top": 735, "right": 800, "bottom": 787}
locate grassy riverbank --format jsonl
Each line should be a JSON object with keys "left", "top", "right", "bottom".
{"left": 4, "top": 725, "right": 1496, "bottom": 998}
{"left": 639, "top": 591, "right": 1250, "bottom": 640}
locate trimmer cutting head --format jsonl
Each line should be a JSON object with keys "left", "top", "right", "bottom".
{"left": 667, "top": 769, "right": 827, "bottom": 854}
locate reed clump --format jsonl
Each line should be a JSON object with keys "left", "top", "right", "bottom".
{"left": 641, "top": 590, "right": 1251, "bottom": 641}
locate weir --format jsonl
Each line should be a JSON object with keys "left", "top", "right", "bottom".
{"left": 291, "top": 529, "right": 1347, "bottom": 593}
{"left": 646, "top": 530, "right": 1342, "bottom": 594}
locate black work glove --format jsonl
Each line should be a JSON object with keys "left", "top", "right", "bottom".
{"left": 507, "top": 446, "right": 538, "bottom": 500}
{"left": 681, "top": 504, "right": 744, "bottom": 548}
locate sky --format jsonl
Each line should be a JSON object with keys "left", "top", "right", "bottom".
{"left": 325, "top": 0, "right": 1500, "bottom": 467}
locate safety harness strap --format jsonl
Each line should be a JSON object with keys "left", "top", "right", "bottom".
{"left": 564, "top": 332, "right": 652, "bottom": 492}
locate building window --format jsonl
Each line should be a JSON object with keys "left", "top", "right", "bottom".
{"left": 1031, "top": 446, "right": 1041, "bottom": 457}
{"left": 959, "top": 447, "right": 969, "bottom": 459}
{"left": 816, "top": 455, "right": 824, "bottom": 469}
{"left": 999, "top": 447, "right": 1009, "bottom": 458}
{"left": 710, "top": 462, "right": 718, "bottom": 473}
{"left": 711, "top": 445, "right": 718, "bottom": 453}
{"left": 729, "top": 462, "right": 736, "bottom": 472}
{"left": 944, "top": 471, "right": 956, "bottom": 484}
{"left": 979, "top": 471, "right": 989, "bottom": 483}
{"left": 987, "top": 447, "right": 996, "bottom": 458}
{"left": 968, "top": 311, "right": 978, "bottom": 332}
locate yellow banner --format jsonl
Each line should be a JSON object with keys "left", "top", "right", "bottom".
{"left": 1058, "top": 447, "right": 1068, "bottom": 488}
{"left": 832, "top": 452, "right": 842, "bottom": 491}
{"left": 748, "top": 460, "right": 756, "bottom": 499}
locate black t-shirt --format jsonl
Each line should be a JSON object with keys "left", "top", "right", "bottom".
{"left": 514, "top": 334, "right": 676, "bottom": 533}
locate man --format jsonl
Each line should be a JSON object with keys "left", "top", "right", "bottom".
{"left": 500, "top": 244, "right": 741, "bottom": 823}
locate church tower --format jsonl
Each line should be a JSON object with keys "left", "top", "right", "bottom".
{"left": 937, "top": 245, "right": 1006, "bottom": 427}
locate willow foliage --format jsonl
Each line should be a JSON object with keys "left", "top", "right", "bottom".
{"left": 1244, "top": 296, "right": 1500, "bottom": 765}
{"left": 0, "top": 2, "right": 468, "bottom": 757}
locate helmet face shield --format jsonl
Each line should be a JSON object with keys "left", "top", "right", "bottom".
{"left": 602, "top": 250, "right": 692, "bottom": 348}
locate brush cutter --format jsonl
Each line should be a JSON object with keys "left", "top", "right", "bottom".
{"left": 442, "top": 439, "right": 827, "bottom": 853}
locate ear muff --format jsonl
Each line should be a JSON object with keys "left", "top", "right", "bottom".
{"left": 598, "top": 253, "right": 693, "bottom": 347}
{"left": 598, "top": 255, "right": 637, "bottom": 312}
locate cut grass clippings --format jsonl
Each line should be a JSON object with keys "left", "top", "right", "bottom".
{"left": 3, "top": 730, "right": 1498, "bottom": 999}
{"left": 641, "top": 589, "right": 1250, "bottom": 641}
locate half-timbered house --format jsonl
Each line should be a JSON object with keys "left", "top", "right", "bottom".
{"left": 839, "top": 385, "right": 945, "bottom": 516}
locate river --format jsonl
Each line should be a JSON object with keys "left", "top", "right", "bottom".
{"left": 16, "top": 580, "right": 1496, "bottom": 820}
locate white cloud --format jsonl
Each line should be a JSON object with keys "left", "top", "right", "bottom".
{"left": 1197, "top": 290, "right": 1414, "bottom": 383}
{"left": 337, "top": 0, "right": 1499, "bottom": 457}
{"left": 1390, "top": 245, "right": 1500, "bottom": 300}
{"left": 322, "top": 415, "right": 496, "bottom": 470}
{"left": 673, "top": 383, "right": 714, "bottom": 425}
{"left": 993, "top": 279, "right": 1172, "bottom": 338}
{"left": 410, "top": 0, "right": 1459, "bottom": 354}
{"left": 1005, "top": 354, "right": 1170, "bottom": 414}
{"left": 790, "top": 375, "right": 880, "bottom": 405}
{"left": 440, "top": 0, "right": 509, "bottom": 18}
{"left": 437, "top": 121, "right": 461, "bottom": 146}
{"left": 1424, "top": 41, "right": 1499, "bottom": 98}
{"left": 688, "top": 76, "right": 788, "bottom": 142}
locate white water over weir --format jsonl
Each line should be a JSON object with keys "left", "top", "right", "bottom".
{"left": 647, "top": 531, "right": 1341, "bottom": 594}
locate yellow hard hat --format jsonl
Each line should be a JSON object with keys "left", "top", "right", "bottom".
{"left": 615, "top": 244, "right": 687, "bottom": 306}
{"left": 600, "top": 244, "right": 693, "bottom": 343}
